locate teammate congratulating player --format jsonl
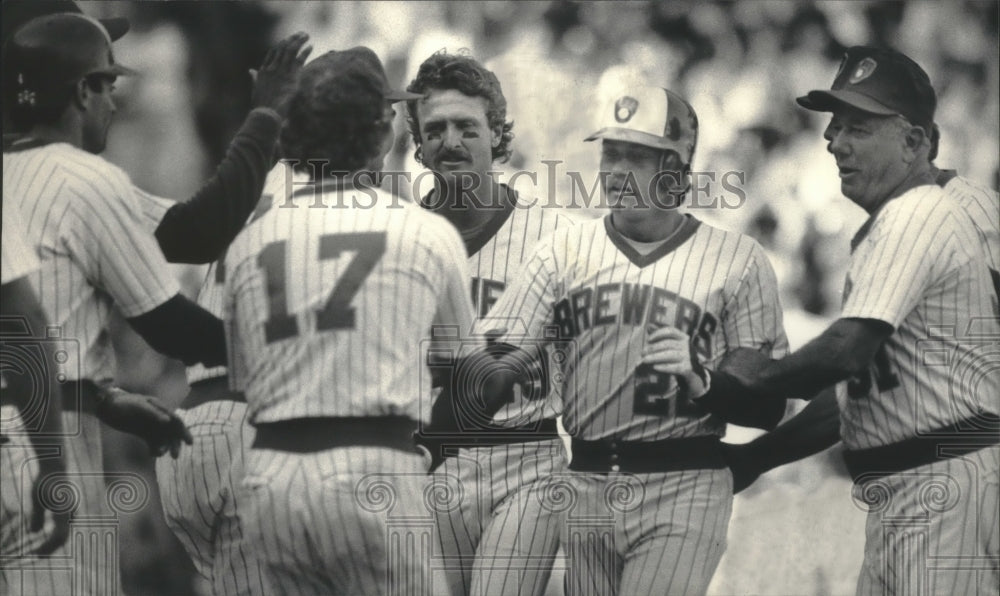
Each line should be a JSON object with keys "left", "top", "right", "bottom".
{"left": 223, "top": 47, "right": 471, "bottom": 595}
{"left": 445, "top": 85, "right": 789, "bottom": 596}
{"left": 405, "top": 52, "right": 575, "bottom": 596}
{"left": 721, "top": 46, "right": 1000, "bottom": 595}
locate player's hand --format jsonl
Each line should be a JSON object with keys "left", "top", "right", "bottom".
{"left": 250, "top": 32, "right": 313, "bottom": 117}
{"left": 30, "top": 458, "right": 73, "bottom": 556}
{"left": 721, "top": 442, "right": 765, "bottom": 494}
{"left": 97, "top": 390, "right": 194, "bottom": 458}
{"left": 641, "top": 326, "right": 708, "bottom": 397}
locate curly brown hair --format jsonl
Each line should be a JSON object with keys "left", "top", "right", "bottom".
{"left": 405, "top": 51, "right": 514, "bottom": 165}
{"left": 281, "top": 67, "right": 391, "bottom": 177}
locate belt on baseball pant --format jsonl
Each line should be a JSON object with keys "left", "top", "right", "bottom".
{"left": 569, "top": 435, "right": 726, "bottom": 473}
{"left": 418, "top": 418, "right": 559, "bottom": 450}
{"left": 844, "top": 412, "right": 1000, "bottom": 482}
{"left": 252, "top": 416, "right": 421, "bottom": 454}
{"left": 180, "top": 376, "right": 246, "bottom": 409}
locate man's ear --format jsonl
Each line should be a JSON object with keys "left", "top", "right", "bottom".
{"left": 491, "top": 125, "right": 502, "bottom": 148}
{"left": 72, "top": 78, "right": 90, "bottom": 110}
{"left": 902, "top": 124, "right": 928, "bottom": 163}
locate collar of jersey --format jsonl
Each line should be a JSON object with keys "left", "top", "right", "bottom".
{"left": 603, "top": 213, "right": 700, "bottom": 268}
{"left": 3, "top": 135, "right": 59, "bottom": 153}
{"left": 421, "top": 184, "right": 518, "bottom": 257}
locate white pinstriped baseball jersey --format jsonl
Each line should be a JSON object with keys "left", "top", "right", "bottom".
{"left": 451, "top": 189, "right": 575, "bottom": 426}
{"left": 3, "top": 142, "right": 180, "bottom": 383}
{"left": 480, "top": 214, "right": 789, "bottom": 442}
{"left": 224, "top": 185, "right": 474, "bottom": 424}
{"left": 836, "top": 184, "right": 1000, "bottom": 450}
{"left": 1, "top": 208, "right": 39, "bottom": 284}
{"left": 942, "top": 173, "right": 999, "bottom": 271}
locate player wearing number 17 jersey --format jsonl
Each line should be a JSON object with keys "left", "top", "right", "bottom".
{"left": 223, "top": 48, "right": 468, "bottom": 595}
{"left": 472, "top": 86, "right": 788, "bottom": 595}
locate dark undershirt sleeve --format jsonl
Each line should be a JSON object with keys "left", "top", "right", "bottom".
{"left": 155, "top": 108, "right": 281, "bottom": 264}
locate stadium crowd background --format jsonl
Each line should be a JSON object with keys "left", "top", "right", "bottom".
{"left": 67, "top": 2, "right": 998, "bottom": 594}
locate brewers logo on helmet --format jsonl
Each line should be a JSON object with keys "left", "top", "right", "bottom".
{"left": 585, "top": 86, "right": 698, "bottom": 167}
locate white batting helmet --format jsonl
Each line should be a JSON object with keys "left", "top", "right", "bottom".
{"left": 585, "top": 86, "right": 698, "bottom": 167}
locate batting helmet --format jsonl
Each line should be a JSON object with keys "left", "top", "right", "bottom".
{"left": 3, "top": 13, "right": 135, "bottom": 114}
{"left": 1, "top": 0, "right": 129, "bottom": 48}
{"left": 585, "top": 86, "right": 699, "bottom": 168}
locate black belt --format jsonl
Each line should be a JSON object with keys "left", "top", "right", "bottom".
{"left": 181, "top": 377, "right": 246, "bottom": 409}
{"left": 252, "top": 416, "right": 420, "bottom": 454}
{"left": 417, "top": 418, "right": 559, "bottom": 450}
{"left": 844, "top": 413, "right": 1000, "bottom": 482}
{"left": 570, "top": 435, "right": 726, "bottom": 473}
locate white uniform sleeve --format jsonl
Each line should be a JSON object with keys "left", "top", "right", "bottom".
{"left": 1, "top": 207, "right": 40, "bottom": 284}
{"left": 841, "top": 193, "right": 967, "bottom": 327}
{"left": 721, "top": 240, "right": 789, "bottom": 358}
{"left": 474, "top": 238, "right": 559, "bottom": 348}
{"left": 63, "top": 168, "right": 180, "bottom": 318}
{"left": 131, "top": 187, "right": 176, "bottom": 234}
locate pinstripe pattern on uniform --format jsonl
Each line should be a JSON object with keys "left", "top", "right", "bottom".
{"left": 1, "top": 209, "right": 40, "bottom": 283}
{"left": 481, "top": 215, "right": 789, "bottom": 442}
{"left": 430, "top": 196, "right": 573, "bottom": 596}
{"left": 853, "top": 446, "right": 999, "bottom": 596}
{"left": 226, "top": 185, "right": 470, "bottom": 594}
{"left": 224, "top": 187, "right": 472, "bottom": 424}
{"left": 561, "top": 468, "right": 733, "bottom": 596}
{"left": 242, "top": 446, "right": 434, "bottom": 596}
{"left": 836, "top": 185, "right": 1000, "bottom": 450}
{"left": 155, "top": 400, "right": 268, "bottom": 595}
{"left": 3, "top": 142, "right": 189, "bottom": 595}
{"left": 478, "top": 212, "right": 787, "bottom": 595}
{"left": 943, "top": 175, "right": 999, "bottom": 271}
{"left": 4, "top": 143, "right": 180, "bottom": 383}
{"left": 154, "top": 163, "right": 299, "bottom": 595}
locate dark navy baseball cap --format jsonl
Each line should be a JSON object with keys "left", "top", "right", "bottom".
{"left": 2, "top": 0, "right": 129, "bottom": 47}
{"left": 797, "top": 46, "right": 936, "bottom": 130}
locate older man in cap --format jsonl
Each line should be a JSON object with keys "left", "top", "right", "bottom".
{"left": 720, "top": 46, "right": 999, "bottom": 595}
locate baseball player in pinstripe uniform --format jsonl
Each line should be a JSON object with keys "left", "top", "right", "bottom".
{"left": 720, "top": 47, "right": 1000, "bottom": 595}
{"left": 151, "top": 163, "right": 306, "bottom": 596}
{"left": 1, "top": 207, "right": 71, "bottom": 569}
{"left": 1, "top": 14, "right": 247, "bottom": 595}
{"left": 223, "top": 47, "right": 466, "bottom": 596}
{"left": 446, "top": 85, "right": 789, "bottom": 596}
{"left": 405, "top": 52, "right": 575, "bottom": 596}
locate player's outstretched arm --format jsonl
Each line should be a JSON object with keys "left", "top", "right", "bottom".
{"left": 154, "top": 33, "right": 312, "bottom": 264}
{"left": 724, "top": 388, "right": 841, "bottom": 493}
{"left": 734, "top": 317, "right": 894, "bottom": 401}
{"left": 1, "top": 278, "right": 71, "bottom": 556}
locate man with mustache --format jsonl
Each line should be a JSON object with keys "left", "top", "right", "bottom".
{"left": 405, "top": 51, "right": 576, "bottom": 596}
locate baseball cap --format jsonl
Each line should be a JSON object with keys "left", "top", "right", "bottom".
{"left": 585, "top": 86, "right": 699, "bottom": 166}
{"left": 3, "top": 13, "right": 135, "bottom": 105}
{"left": 1, "top": 0, "right": 129, "bottom": 46}
{"left": 797, "top": 46, "right": 936, "bottom": 129}
{"left": 305, "top": 47, "right": 422, "bottom": 103}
